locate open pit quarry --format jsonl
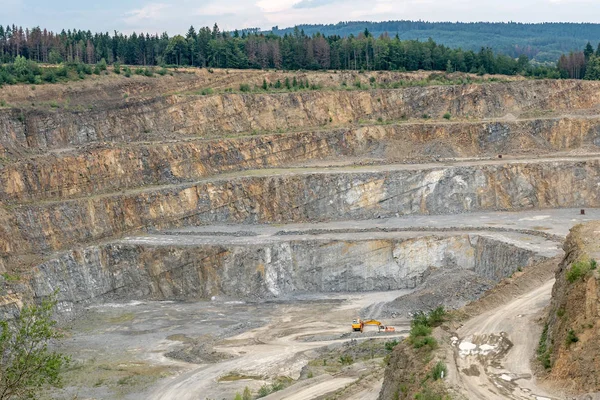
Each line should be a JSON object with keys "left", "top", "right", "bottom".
{"left": 0, "top": 69, "right": 599, "bottom": 400}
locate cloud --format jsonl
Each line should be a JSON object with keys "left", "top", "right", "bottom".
{"left": 123, "top": 3, "right": 170, "bottom": 25}
{"left": 292, "top": 0, "right": 341, "bottom": 9}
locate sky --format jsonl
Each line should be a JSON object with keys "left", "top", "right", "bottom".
{"left": 3, "top": 0, "right": 600, "bottom": 35}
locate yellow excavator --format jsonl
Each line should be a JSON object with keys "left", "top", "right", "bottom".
{"left": 352, "top": 318, "right": 395, "bottom": 333}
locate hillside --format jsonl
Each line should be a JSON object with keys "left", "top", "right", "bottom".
{"left": 271, "top": 21, "right": 600, "bottom": 62}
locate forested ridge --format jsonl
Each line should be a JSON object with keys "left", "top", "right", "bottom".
{"left": 271, "top": 21, "right": 600, "bottom": 62}
{"left": 1, "top": 22, "right": 600, "bottom": 86}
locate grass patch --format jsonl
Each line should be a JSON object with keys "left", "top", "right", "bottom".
{"left": 1, "top": 272, "right": 20, "bottom": 282}
{"left": 218, "top": 372, "right": 263, "bottom": 382}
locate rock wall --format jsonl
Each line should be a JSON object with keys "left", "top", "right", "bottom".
{"left": 541, "top": 222, "right": 600, "bottom": 394}
{"left": 1, "top": 158, "right": 598, "bottom": 270}
{"left": 0, "top": 80, "right": 598, "bottom": 152}
{"left": 29, "top": 234, "right": 541, "bottom": 319}
{"left": 2, "top": 116, "right": 599, "bottom": 204}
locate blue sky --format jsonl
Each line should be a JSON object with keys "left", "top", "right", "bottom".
{"left": 4, "top": 0, "right": 600, "bottom": 35}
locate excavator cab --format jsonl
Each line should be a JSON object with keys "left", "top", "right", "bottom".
{"left": 351, "top": 319, "right": 363, "bottom": 332}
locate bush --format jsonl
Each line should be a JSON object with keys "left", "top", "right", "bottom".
{"left": 567, "top": 260, "right": 593, "bottom": 283}
{"left": 134, "top": 67, "right": 144, "bottom": 75}
{"left": 427, "top": 306, "right": 447, "bottom": 326}
{"left": 239, "top": 83, "right": 251, "bottom": 92}
{"left": 144, "top": 68, "right": 153, "bottom": 77}
{"left": 157, "top": 67, "right": 167, "bottom": 76}
{"left": 97, "top": 58, "right": 107, "bottom": 71}
{"left": 0, "top": 294, "right": 70, "bottom": 399}
{"left": 431, "top": 361, "right": 447, "bottom": 380}
{"left": 200, "top": 88, "right": 213, "bottom": 95}
{"left": 410, "top": 323, "right": 432, "bottom": 338}
{"left": 113, "top": 63, "right": 121, "bottom": 74}
{"left": 385, "top": 340, "right": 399, "bottom": 352}
{"left": 537, "top": 324, "right": 552, "bottom": 370}
{"left": 339, "top": 355, "right": 354, "bottom": 365}
{"left": 566, "top": 329, "right": 579, "bottom": 345}
{"left": 443, "top": 112, "right": 451, "bottom": 120}
{"left": 412, "top": 335, "right": 438, "bottom": 350}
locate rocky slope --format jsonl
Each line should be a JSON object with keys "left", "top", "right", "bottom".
{"left": 540, "top": 222, "right": 600, "bottom": 394}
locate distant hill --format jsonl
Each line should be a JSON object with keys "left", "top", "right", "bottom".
{"left": 269, "top": 21, "right": 600, "bottom": 62}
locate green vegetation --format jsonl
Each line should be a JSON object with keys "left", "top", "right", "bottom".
{"left": 409, "top": 307, "right": 446, "bottom": 351}
{"left": 339, "top": 355, "right": 354, "bottom": 365}
{"left": 537, "top": 323, "right": 552, "bottom": 370}
{"left": 0, "top": 23, "right": 583, "bottom": 80}
{"left": 0, "top": 273, "right": 20, "bottom": 282}
{"left": 431, "top": 361, "right": 447, "bottom": 381}
{"left": 0, "top": 294, "right": 70, "bottom": 399}
{"left": 566, "top": 329, "right": 579, "bottom": 345}
{"left": 272, "top": 22, "right": 600, "bottom": 63}
{"left": 256, "top": 377, "right": 291, "bottom": 398}
{"left": 443, "top": 113, "right": 451, "bottom": 120}
{"left": 566, "top": 259, "right": 595, "bottom": 283}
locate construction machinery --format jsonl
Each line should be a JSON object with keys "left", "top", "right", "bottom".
{"left": 351, "top": 318, "right": 395, "bottom": 333}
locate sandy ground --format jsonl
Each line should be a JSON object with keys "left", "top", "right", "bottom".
{"left": 52, "top": 290, "right": 409, "bottom": 400}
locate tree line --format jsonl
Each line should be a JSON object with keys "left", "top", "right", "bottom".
{"left": 0, "top": 23, "right": 552, "bottom": 77}
{"left": 272, "top": 21, "right": 600, "bottom": 62}
{"left": 2, "top": 23, "right": 600, "bottom": 81}
{"left": 557, "top": 42, "right": 600, "bottom": 79}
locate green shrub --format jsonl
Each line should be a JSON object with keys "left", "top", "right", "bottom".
{"left": 257, "top": 384, "right": 270, "bottom": 397}
{"left": 144, "top": 68, "right": 153, "bottom": 77}
{"left": 428, "top": 307, "right": 447, "bottom": 326}
{"left": 410, "top": 323, "right": 432, "bottom": 338}
{"left": 339, "top": 355, "right": 354, "bottom": 365}
{"left": 566, "top": 329, "right": 579, "bottom": 345}
{"left": 242, "top": 387, "right": 252, "bottom": 400}
{"left": 157, "top": 68, "right": 167, "bottom": 76}
{"left": 567, "top": 260, "right": 593, "bottom": 283}
{"left": 443, "top": 112, "right": 451, "bottom": 120}
{"left": 134, "top": 67, "right": 144, "bottom": 75}
{"left": 431, "top": 361, "right": 447, "bottom": 380}
{"left": 113, "top": 62, "right": 121, "bottom": 74}
{"left": 239, "top": 83, "right": 251, "bottom": 92}
{"left": 201, "top": 88, "right": 214, "bottom": 95}
{"left": 97, "top": 58, "right": 107, "bottom": 71}
{"left": 412, "top": 335, "right": 438, "bottom": 350}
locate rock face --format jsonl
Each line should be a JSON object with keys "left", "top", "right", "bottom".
{"left": 1, "top": 74, "right": 600, "bottom": 321}
{"left": 541, "top": 222, "right": 600, "bottom": 394}
{"left": 1, "top": 116, "right": 599, "bottom": 204}
{"left": 1, "top": 79, "right": 599, "bottom": 152}
{"left": 29, "top": 234, "right": 541, "bottom": 319}
{"left": 1, "top": 158, "right": 598, "bottom": 270}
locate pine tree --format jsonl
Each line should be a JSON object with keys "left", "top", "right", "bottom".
{"left": 584, "top": 42, "right": 594, "bottom": 60}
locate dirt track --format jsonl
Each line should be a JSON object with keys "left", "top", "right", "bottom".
{"left": 450, "top": 279, "right": 558, "bottom": 399}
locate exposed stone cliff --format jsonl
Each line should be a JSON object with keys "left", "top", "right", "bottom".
{"left": 540, "top": 222, "right": 600, "bottom": 394}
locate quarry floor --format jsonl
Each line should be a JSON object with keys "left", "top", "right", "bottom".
{"left": 48, "top": 208, "right": 596, "bottom": 400}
